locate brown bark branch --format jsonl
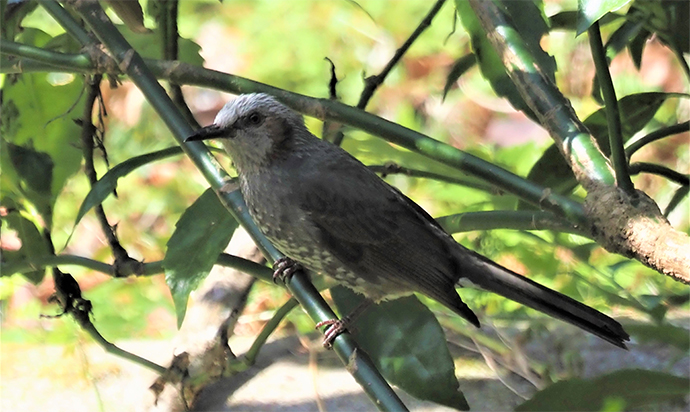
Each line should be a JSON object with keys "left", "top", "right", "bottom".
{"left": 585, "top": 187, "right": 690, "bottom": 283}
{"left": 468, "top": 0, "right": 690, "bottom": 283}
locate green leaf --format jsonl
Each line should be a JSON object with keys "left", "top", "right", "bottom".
{"left": 576, "top": 0, "right": 632, "bottom": 35}
{"left": 104, "top": 0, "right": 149, "bottom": 34}
{"left": 6, "top": 142, "right": 53, "bottom": 194}
{"left": 627, "top": 28, "right": 650, "bottom": 70}
{"left": 443, "top": 53, "right": 476, "bottom": 101}
{"left": 164, "top": 188, "right": 238, "bottom": 327}
{"left": 605, "top": 18, "right": 644, "bottom": 60}
{"left": 455, "top": 0, "right": 556, "bottom": 122}
{"left": 631, "top": 0, "right": 689, "bottom": 54}
{"left": 549, "top": 11, "right": 622, "bottom": 31}
{"left": 72, "top": 146, "right": 184, "bottom": 231}
{"left": 331, "top": 287, "right": 469, "bottom": 410}
{"left": 119, "top": 25, "right": 203, "bottom": 66}
{"left": 0, "top": 0, "right": 37, "bottom": 39}
{"left": 520, "top": 92, "right": 678, "bottom": 209}
{"left": 516, "top": 369, "right": 690, "bottom": 411}
{"left": 0, "top": 198, "right": 50, "bottom": 284}
{"left": 1, "top": 28, "right": 85, "bottom": 228}
{"left": 624, "top": 323, "right": 690, "bottom": 351}
{"left": 585, "top": 92, "right": 681, "bottom": 154}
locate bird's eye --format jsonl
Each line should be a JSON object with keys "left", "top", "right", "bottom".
{"left": 247, "top": 112, "right": 263, "bottom": 126}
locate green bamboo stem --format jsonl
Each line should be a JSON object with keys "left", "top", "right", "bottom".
{"left": 3, "top": 252, "right": 276, "bottom": 288}
{"left": 0, "top": 39, "right": 93, "bottom": 71}
{"left": 242, "top": 298, "right": 300, "bottom": 367}
{"left": 80, "top": 320, "right": 167, "bottom": 374}
{"left": 69, "top": 2, "right": 405, "bottom": 410}
{"left": 41, "top": 0, "right": 92, "bottom": 46}
{"left": 0, "top": 41, "right": 587, "bottom": 225}
{"left": 367, "top": 164, "right": 496, "bottom": 193}
{"left": 467, "top": 0, "right": 616, "bottom": 192}
{"left": 436, "top": 211, "right": 587, "bottom": 237}
{"left": 588, "top": 22, "right": 634, "bottom": 194}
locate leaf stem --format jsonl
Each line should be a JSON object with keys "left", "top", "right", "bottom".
{"left": 625, "top": 121, "right": 690, "bottom": 158}
{"left": 629, "top": 162, "right": 689, "bottom": 187}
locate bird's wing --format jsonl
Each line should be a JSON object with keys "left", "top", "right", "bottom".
{"left": 293, "top": 153, "right": 478, "bottom": 325}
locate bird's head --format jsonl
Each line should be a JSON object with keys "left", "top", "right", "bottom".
{"left": 185, "top": 93, "right": 309, "bottom": 172}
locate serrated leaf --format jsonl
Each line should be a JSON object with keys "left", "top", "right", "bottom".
{"left": 576, "top": 0, "right": 632, "bottom": 35}
{"left": 72, "top": 146, "right": 184, "bottom": 231}
{"left": 331, "top": 286, "right": 469, "bottom": 410}
{"left": 164, "top": 188, "right": 238, "bottom": 327}
{"left": 455, "top": 0, "right": 555, "bottom": 122}
{"left": 443, "top": 53, "right": 476, "bottom": 101}
{"left": 516, "top": 369, "right": 690, "bottom": 411}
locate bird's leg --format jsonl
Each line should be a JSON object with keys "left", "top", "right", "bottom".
{"left": 315, "top": 300, "right": 373, "bottom": 348}
{"left": 272, "top": 257, "right": 302, "bottom": 284}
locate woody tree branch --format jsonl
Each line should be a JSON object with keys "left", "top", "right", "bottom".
{"left": 467, "top": 0, "right": 690, "bottom": 283}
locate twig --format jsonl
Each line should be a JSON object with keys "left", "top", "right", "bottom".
{"left": 333, "top": 0, "right": 447, "bottom": 146}
{"left": 629, "top": 162, "right": 689, "bottom": 186}
{"left": 3, "top": 252, "right": 274, "bottom": 281}
{"left": 160, "top": 0, "right": 199, "bottom": 129}
{"left": 242, "top": 298, "right": 299, "bottom": 366}
{"left": 436, "top": 210, "right": 586, "bottom": 236}
{"left": 368, "top": 163, "right": 497, "bottom": 193}
{"left": 45, "top": 268, "right": 166, "bottom": 374}
{"left": 625, "top": 121, "right": 690, "bottom": 158}
{"left": 588, "top": 22, "right": 634, "bottom": 194}
{"left": 356, "top": 0, "right": 447, "bottom": 110}
{"left": 79, "top": 75, "right": 144, "bottom": 277}
{"left": 470, "top": 336, "right": 530, "bottom": 400}
{"left": 322, "top": 57, "right": 343, "bottom": 143}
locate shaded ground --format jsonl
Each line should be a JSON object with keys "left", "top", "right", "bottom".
{"left": 2, "top": 325, "right": 689, "bottom": 412}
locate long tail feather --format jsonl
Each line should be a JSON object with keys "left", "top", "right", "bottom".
{"left": 458, "top": 252, "right": 630, "bottom": 349}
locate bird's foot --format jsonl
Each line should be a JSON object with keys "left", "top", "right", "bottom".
{"left": 272, "top": 257, "right": 302, "bottom": 284}
{"left": 315, "top": 318, "right": 349, "bottom": 349}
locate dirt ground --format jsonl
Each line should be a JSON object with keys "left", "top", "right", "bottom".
{"left": 2, "top": 326, "right": 688, "bottom": 412}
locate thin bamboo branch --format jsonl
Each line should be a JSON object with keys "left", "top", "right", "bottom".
{"left": 68, "top": 2, "right": 406, "bottom": 409}
{"left": 626, "top": 121, "right": 690, "bottom": 158}
{"left": 588, "top": 22, "right": 634, "bottom": 194}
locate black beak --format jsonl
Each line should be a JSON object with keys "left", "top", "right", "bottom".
{"left": 184, "top": 124, "right": 229, "bottom": 142}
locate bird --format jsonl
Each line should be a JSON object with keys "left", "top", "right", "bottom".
{"left": 185, "top": 93, "right": 630, "bottom": 349}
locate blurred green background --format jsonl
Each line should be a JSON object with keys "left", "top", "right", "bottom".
{"left": 1, "top": 0, "right": 688, "bottom": 410}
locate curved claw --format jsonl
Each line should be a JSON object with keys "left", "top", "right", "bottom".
{"left": 315, "top": 318, "right": 348, "bottom": 349}
{"left": 272, "top": 257, "right": 302, "bottom": 284}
